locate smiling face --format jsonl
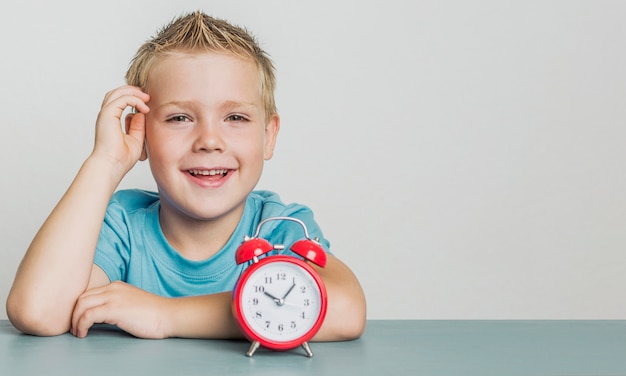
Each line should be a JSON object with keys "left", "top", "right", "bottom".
{"left": 143, "top": 51, "right": 279, "bottom": 229}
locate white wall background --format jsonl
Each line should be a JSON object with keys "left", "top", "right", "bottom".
{"left": 1, "top": 0, "right": 625, "bottom": 320}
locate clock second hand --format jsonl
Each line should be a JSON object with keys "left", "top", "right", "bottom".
{"left": 281, "top": 300, "right": 305, "bottom": 309}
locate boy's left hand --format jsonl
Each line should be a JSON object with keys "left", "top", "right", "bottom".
{"left": 71, "top": 281, "right": 170, "bottom": 339}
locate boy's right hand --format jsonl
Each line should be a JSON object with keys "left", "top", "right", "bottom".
{"left": 91, "top": 86, "right": 150, "bottom": 175}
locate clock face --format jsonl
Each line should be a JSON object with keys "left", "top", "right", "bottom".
{"left": 234, "top": 256, "right": 326, "bottom": 349}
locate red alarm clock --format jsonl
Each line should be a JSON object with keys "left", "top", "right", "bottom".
{"left": 232, "top": 216, "right": 328, "bottom": 357}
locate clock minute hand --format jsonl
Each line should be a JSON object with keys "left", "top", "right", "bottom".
{"left": 282, "top": 280, "right": 297, "bottom": 300}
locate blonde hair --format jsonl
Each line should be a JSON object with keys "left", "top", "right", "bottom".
{"left": 126, "top": 11, "right": 277, "bottom": 116}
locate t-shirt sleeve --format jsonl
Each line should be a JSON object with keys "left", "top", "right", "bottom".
{"left": 93, "top": 198, "right": 132, "bottom": 282}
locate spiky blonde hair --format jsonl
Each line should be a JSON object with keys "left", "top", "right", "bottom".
{"left": 126, "top": 11, "right": 277, "bottom": 117}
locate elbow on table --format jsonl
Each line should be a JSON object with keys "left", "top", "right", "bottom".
{"left": 323, "top": 291, "right": 367, "bottom": 341}
{"left": 6, "top": 292, "right": 70, "bottom": 336}
{"left": 342, "top": 298, "right": 367, "bottom": 340}
{"left": 333, "top": 312, "right": 366, "bottom": 341}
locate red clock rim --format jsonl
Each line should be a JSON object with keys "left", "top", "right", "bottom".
{"left": 232, "top": 255, "right": 328, "bottom": 351}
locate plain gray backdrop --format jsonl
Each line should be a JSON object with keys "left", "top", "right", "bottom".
{"left": 1, "top": 0, "right": 625, "bottom": 320}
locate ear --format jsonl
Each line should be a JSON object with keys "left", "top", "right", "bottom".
{"left": 125, "top": 113, "right": 148, "bottom": 161}
{"left": 263, "top": 113, "right": 280, "bottom": 161}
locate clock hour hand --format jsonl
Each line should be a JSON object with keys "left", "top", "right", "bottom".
{"left": 264, "top": 291, "right": 284, "bottom": 306}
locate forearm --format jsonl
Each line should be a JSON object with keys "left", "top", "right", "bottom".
{"left": 311, "top": 256, "right": 367, "bottom": 342}
{"left": 164, "top": 292, "right": 243, "bottom": 339}
{"left": 158, "top": 257, "right": 367, "bottom": 341}
{"left": 7, "top": 155, "right": 125, "bottom": 335}
{"left": 70, "top": 257, "right": 365, "bottom": 342}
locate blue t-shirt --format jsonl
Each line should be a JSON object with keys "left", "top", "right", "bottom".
{"left": 94, "top": 189, "right": 330, "bottom": 297}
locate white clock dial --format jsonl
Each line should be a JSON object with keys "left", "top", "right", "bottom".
{"left": 240, "top": 260, "right": 323, "bottom": 342}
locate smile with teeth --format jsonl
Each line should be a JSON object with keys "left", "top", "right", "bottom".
{"left": 188, "top": 169, "right": 229, "bottom": 177}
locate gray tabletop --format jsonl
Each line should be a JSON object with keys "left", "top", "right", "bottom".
{"left": 2, "top": 320, "right": 626, "bottom": 375}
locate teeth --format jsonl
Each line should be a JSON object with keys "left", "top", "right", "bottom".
{"left": 189, "top": 169, "right": 228, "bottom": 176}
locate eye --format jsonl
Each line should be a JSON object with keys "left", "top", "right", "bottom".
{"left": 167, "top": 114, "right": 192, "bottom": 123}
{"left": 225, "top": 114, "right": 249, "bottom": 122}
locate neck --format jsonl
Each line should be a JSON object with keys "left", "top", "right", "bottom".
{"left": 158, "top": 204, "right": 244, "bottom": 261}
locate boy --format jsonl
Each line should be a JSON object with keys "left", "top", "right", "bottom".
{"left": 7, "top": 11, "right": 366, "bottom": 341}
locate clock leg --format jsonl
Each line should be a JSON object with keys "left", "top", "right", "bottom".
{"left": 301, "top": 342, "right": 314, "bottom": 357}
{"left": 246, "top": 341, "right": 260, "bottom": 357}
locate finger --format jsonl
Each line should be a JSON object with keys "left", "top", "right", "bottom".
{"left": 125, "top": 113, "right": 148, "bottom": 160}
{"left": 73, "top": 302, "right": 111, "bottom": 338}
{"left": 77, "top": 283, "right": 110, "bottom": 298}
{"left": 100, "top": 96, "right": 150, "bottom": 122}
{"left": 125, "top": 113, "right": 146, "bottom": 137}
{"left": 101, "top": 89, "right": 150, "bottom": 117}
{"left": 71, "top": 289, "right": 108, "bottom": 337}
{"left": 101, "top": 85, "right": 149, "bottom": 108}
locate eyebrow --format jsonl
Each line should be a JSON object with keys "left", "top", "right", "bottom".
{"left": 218, "top": 100, "right": 259, "bottom": 112}
{"left": 158, "top": 100, "right": 259, "bottom": 111}
{"left": 158, "top": 100, "right": 195, "bottom": 109}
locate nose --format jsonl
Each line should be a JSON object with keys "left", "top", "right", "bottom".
{"left": 192, "top": 121, "right": 225, "bottom": 153}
